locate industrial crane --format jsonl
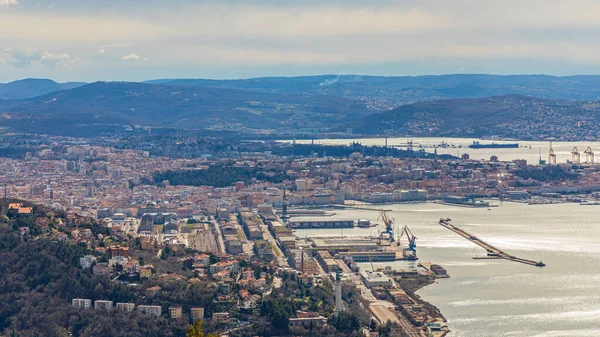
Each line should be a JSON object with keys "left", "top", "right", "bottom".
{"left": 548, "top": 141, "right": 557, "bottom": 165}
{"left": 585, "top": 147, "right": 595, "bottom": 165}
{"left": 571, "top": 147, "right": 581, "bottom": 163}
{"left": 398, "top": 225, "right": 417, "bottom": 255}
{"left": 378, "top": 211, "right": 395, "bottom": 242}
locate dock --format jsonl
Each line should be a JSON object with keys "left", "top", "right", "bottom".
{"left": 439, "top": 218, "right": 545, "bottom": 267}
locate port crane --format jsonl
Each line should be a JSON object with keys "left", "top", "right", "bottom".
{"left": 378, "top": 211, "right": 395, "bottom": 242}
{"left": 571, "top": 147, "right": 581, "bottom": 163}
{"left": 548, "top": 142, "right": 557, "bottom": 165}
{"left": 398, "top": 225, "right": 417, "bottom": 253}
{"left": 585, "top": 147, "right": 595, "bottom": 164}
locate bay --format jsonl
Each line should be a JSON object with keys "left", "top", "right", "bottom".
{"left": 283, "top": 137, "right": 600, "bottom": 164}
{"left": 292, "top": 202, "right": 600, "bottom": 336}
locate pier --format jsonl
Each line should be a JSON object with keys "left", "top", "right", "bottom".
{"left": 439, "top": 218, "right": 545, "bottom": 267}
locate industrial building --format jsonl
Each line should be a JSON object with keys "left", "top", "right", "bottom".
{"left": 311, "top": 237, "right": 380, "bottom": 251}
{"left": 343, "top": 251, "right": 397, "bottom": 262}
{"left": 288, "top": 219, "right": 354, "bottom": 229}
{"left": 360, "top": 270, "right": 393, "bottom": 288}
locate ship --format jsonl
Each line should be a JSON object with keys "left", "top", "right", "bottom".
{"left": 469, "top": 141, "right": 519, "bottom": 149}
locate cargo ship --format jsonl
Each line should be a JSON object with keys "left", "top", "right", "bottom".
{"left": 469, "top": 141, "right": 519, "bottom": 149}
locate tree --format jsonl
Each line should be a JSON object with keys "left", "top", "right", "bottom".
{"left": 186, "top": 320, "right": 218, "bottom": 337}
{"left": 272, "top": 308, "right": 289, "bottom": 331}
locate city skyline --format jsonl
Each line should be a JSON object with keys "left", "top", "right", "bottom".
{"left": 2, "top": 0, "right": 600, "bottom": 82}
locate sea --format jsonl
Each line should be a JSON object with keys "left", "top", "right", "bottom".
{"left": 283, "top": 136, "right": 600, "bottom": 164}
{"left": 292, "top": 203, "right": 600, "bottom": 336}
{"left": 286, "top": 137, "right": 600, "bottom": 336}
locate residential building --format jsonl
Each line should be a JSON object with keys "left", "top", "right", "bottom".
{"left": 190, "top": 307, "right": 205, "bottom": 322}
{"left": 72, "top": 298, "right": 92, "bottom": 309}
{"left": 138, "top": 305, "right": 162, "bottom": 317}
{"left": 79, "top": 255, "right": 96, "bottom": 269}
{"left": 170, "top": 306, "right": 182, "bottom": 319}
{"left": 94, "top": 300, "right": 113, "bottom": 311}
{"left": 116, "top": 302, "right": 136, "bottom": 312}
{"left": 140, "top": 267, "right": 152, "bottom": 279}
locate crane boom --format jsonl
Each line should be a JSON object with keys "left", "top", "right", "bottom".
{"left": 378, "top": 211, "right": 395, "bottom": 241}
{"left": 399, "top": 225, "right": 417, "bottom": 251}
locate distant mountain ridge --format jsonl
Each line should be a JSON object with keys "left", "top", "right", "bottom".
{"left": 2, "top": 75, "right": 600, "bottom": 139}
{"left": 0, "top": 78, "right": 86, "bottom": 99}
{"left": 0, "top": 81, "right": 372, "bottom": 137}
{"left": 345, "top": 95, "right": 600, "bottom": 140}
{"left": 144, "top": 74, "right": 600, "bottom": 106}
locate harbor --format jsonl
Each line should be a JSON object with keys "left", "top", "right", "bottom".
{"left": 290, "top": 201, "right": 598, "bottom": 336}
{"left": 438, "top": 218, "right": 545, "bottom": 267}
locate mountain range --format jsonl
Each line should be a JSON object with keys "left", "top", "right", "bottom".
{"left": 0, "top": 78, "right": 85, "bottom": 99}
{"left": 1, "top": 75, "right": 600, "bottom": 139}
{"left": 0, "top": 81, "right": 371, "bottom": 137}
{"left": 145, "top": 74, "right": 600, "bottom": 105}
{"left": 345, "top": 95, "right": 600, "bottom": 140}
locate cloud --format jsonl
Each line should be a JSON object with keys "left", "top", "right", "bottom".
{"left": 0, "top": 48, "right": 72, "bottom": 68}
{"left": 97, "top": 43, "right": 131, "bottom": 54}
{"left": 5, "top": 0, "right": 600, "bottom": 79}
{"left": 0, "top": 0, "right": 18, "bottom": 7}
{"left": 122, "top": 53, "right": 140, "bottom": 61}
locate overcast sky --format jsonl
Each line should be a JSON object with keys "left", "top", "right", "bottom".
{"left": 1, "top": 0, "right": 600, "bottom": 82}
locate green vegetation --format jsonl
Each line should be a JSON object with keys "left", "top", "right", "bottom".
{"left": 154, "top": 166, "right": 290, "bottom": 187}
{"left": 270, "top": 143, "right": 454, "bottom": 159}
{"left": 186, "top": 320, "right": 218, "bottom": 337}
{"left": 0, "top": 199, "right": 218, "bottom": 337}
{"left": 0, "top": 222, "right": 189, "bottom": 337}
{"left": 513, "top": 166, "right": 579, "bottom": 181}
{"left": 328, "top": 311, "right": 360, "bottom": 333}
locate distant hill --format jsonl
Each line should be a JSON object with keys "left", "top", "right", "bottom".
{"left": 146, "top": 74, "right": 600, "bottom": 107}
{"left": 0, "top": 78, "right": 86, "bottom": 99}
{"left": 345, "top": 95, "right": 600, "bottom": 140}
{"left": 0, "top": 81, "right": 372, "bottom": 137}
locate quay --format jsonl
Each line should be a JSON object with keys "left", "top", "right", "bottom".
{"left": 439, "top": 218, "right": 545, "bottom": 267}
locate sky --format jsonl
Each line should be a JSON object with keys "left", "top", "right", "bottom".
{"left": 2, "top": 0, "right": 600, "bottom": 82}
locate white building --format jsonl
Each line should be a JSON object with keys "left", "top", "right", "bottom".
{"left": 360, "top": 270, "right": 393, "bottom": 288}
{"left": 79, "top": 255, "right": 96, "bottom": 269}
{"left": 116, "top": 302, "right": 136, "bottom": 312}
{"left": 72, "top": 298, "right": 92, "bottom": 309}
{"left": 295, "top": 179, "right": 307, "bottom": 192}
{"left": 94, "top": 300, "right": 113, "bottom": 311}
{"left": 138, "top": 305, "right": 162, "bottom": 317}
{"left": 393, "top": 189, "right": 428, "bottom": 202}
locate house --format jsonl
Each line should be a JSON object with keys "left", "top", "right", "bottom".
{"left": 146, "top": 286, "right": 162, "bottom": 298}
{"left": 209, "top": 260, "right": 239, "bottom": 274}
{"left": 212, "top": 312, "right": 230, "bottom": 323}
{"left": 109, "top": 255, "right": 128, "bottom": 268}
{"left": 107, "top": 244, "right": 130, "bottom": 256}
{"left": 123, "top": 260, "right": 140, "bottom": 274}
{"left": 79, "top": 255, "right": 96, "bottom": 269}
{"left": 93, "top": 263, "right": 111, "bottom": 277}
{"left": 289, "top": 312, "right": 327, "bottom": 328}
{"left": 140, "top": 267, "right": 152, "bottom": 279}
{"left": 8, "top": 203, "right": 32, "bottom": 216}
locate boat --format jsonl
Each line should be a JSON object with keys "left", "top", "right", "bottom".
{"left": 469, "top": 141, "right": 519, "bottom": 149}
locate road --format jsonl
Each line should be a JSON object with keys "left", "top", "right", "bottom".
{"left": 213, "top": 221, "right": 226, "bottom": 253}
{"left": 258, "top": 221, "right": 289, "bottom": 267}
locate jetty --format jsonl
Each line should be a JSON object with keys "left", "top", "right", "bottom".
{"left": 439, "top": 218, "right": 545, "bottom": 267}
